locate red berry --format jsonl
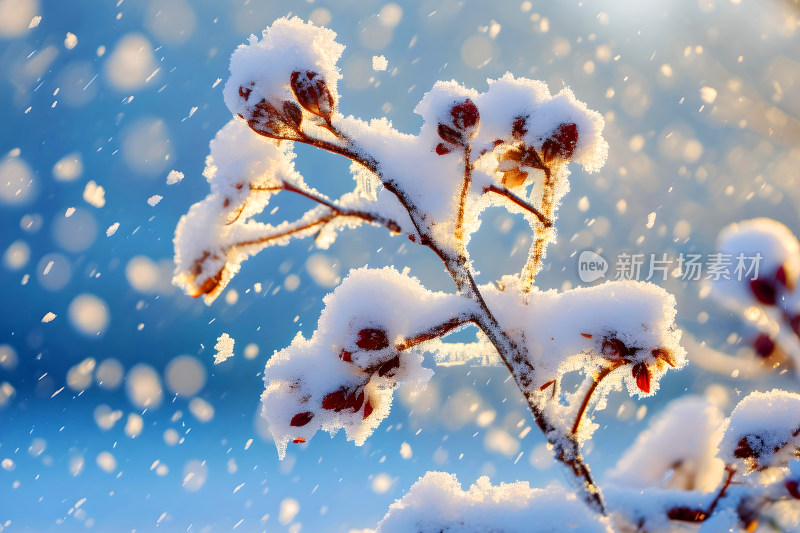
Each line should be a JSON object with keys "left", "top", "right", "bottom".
{"left": 750, "top": 278, "right": 777, "bottom": 306}
{"left": 542, "top": 123, "right": 578, "bottom": 163}
{"left": 786, "top": 480, "right": 800, "bottom": 499}
{"left": 667, "top": 507, "right": 706, "bottom": 522}
{"left": 435, "top": 143, "right": 452, "bottom": 155}
{"left": 289, "top": 411, "right": 314, "bottom": 427}
{"left": 631, "top": 363, "right": 651, "bottom": 393}
{"left": 363, "top": 398, "right": 374, "bottom": 419}
{"left": 356, "top": 328, "right": 390, "bottom": 351}
{"left": 339, "top": 349, "right": 352, "bottom": 363}
{"left": 753, "top": 334, "right": 775, "bottom": 358}
{"left": 293, "top": 438, "right": 306, "bottom": 444}
{"left": 437, "top": 123, "right": 463, "bottom": 145}
{"left": 734, "top": 435, "right": 763, "bottom": 459}
{"left": 238, "top": 84, "right": 253, "bottom": 102}
{"left": 322, "top": 389, "right": 349, "bottom": 411}
{"left": 350, "top": 389, "right": 365, "bottom": 412}
{"left": 511, "top": 116, "right": 528, "bottom": 139}
{"left": 450, "top": 99, "right": 479, "bottom": 130}
{"left": 601, "top": 337, "right": 627, "bottom": 360}
{"left": 777, "top": 265, "right": 788, "bottom": 287}
{"left": 791, "top": 314, "right": 800, "bottom": 338}
{"left": 290, "top": 70, "right": 334, "bottom": 120}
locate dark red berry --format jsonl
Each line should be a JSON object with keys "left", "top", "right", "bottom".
{"left": 791, "top": 314, "right": 800, "bottom": 338}
{"left": 787, "top": 480, "right": 800, "bottom": 499}
{"left": 290, "top": 411, "right": 314, "bottom": 427}
{"left": 356, "top": 328, "right": 390, "bottom": 351}
{"left": 750, "top": 278, "right": 777, "bottom": 306}
{"left": 322, "top": 389, "right": 349, "bottom": 411}
{"left": 437, "top": 123, "right": 463, "bottom": 145}
{"left": 776, "top": 265, "right": 788, "bottom": 288}
{"left": 290, "top": 70, "right": 334, "bottom": 121}
{"left": 601, "top": 337, "right": 627, "bottom": 360}
{"left": 511, "top": 116, "right": 528, "bottom": 139}
{"left": 435, "top": 143, "right": 452, "bottom": 155}
{"left": 339, "top": 349, "right": 352, "bottom": 363}
{"left": 734, "top": 435, "right": 763, "bottom": 459}
{"left": 239, "top": 84, "right": 253, "bottom": 102}
{"left": 282, "top": 101, "right": 303, "bottom": 130}
{"left": 542, "top": 123, "right": 578, "bottom": 163}
{"left": 753, "top": 334, "right": 775, "bottom": 358}
{"left": 632, "top": 363, "right": 651, "bottom": 393}
{"left": 450, "top": 99, "right": 479, "bottom": 131}
{"left": 363, "top": 398, "right": 374, "bottom": 419}
{"left": 351, "top": 389, "right": 365, "bottom": 412}
{"left": 667, "top": 507, "right": 706, "bottom": 522}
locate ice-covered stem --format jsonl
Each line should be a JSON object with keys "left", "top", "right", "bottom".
{"left": 456, "top": 276, "right": 607, "bottom": 512}
{"left": 244, "top": 101, "right": 606, "bottom": 509}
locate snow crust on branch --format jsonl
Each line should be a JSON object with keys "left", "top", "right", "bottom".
{"left": 223, "top": 18, "right": 343, "bottom": 121}
{"left": 172, "top": 118, "right": 411, "bottom": 303}
{"left": 710, "top": 218, "right": 800, "bottom": 372}
{"left": 481, "top": 276, "right": 685, "bottom": 442}
{"left": 261, "top": 267, "right": 472, "bottom": 458}
{"left": 718, "top": 389, "right": 800, "bottom": 473}
{"left": 377, "top": 472, "right": 613, "bottom": 533}
{"left": 603, "top": 390, "right": 800, "bottom": 531}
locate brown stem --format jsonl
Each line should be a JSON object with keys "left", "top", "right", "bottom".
{"left": 231, "top": 213, "right": 337, "bottom": 249}
{"left": 707, "top": 466, "right": 736, "bottom": 516}
{"left": 571, "top": 362, "right": 625, "bottom": 435}
{"left": 483, "top": 184, "right": 553, "bottom": 227}
{"left": 396, "top": 315, "right": 475, "bottom": 351}
{"left": 522, "top": 166, "right": 555, "bottom": 289}
{"left": 454, "top": 145, "right": 472, "bottom": 246}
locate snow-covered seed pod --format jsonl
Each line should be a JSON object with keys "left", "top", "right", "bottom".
{"left": 290, "top": 70, "right": 335, "bottom": 122}
{"left": 449, "top": 98, "right": 480, "bottom": 134}
{"left": 541, "top": 122, "right": 579, "bottom": 163}
{"left": 355, "top": 328, "right": 390, "bottom": 351}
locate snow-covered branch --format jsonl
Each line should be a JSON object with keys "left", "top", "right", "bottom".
{"left": 169, "top": 15, "right": 760, "bottom": 529}
{"left": 709, "top": 218, "right": 800, "bottom": 374}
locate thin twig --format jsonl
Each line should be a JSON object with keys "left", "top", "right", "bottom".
{"left": 522, "top": 166, "right": 555, "bottom": 289}
{"left": 396, "top": 315, "right": 475, "bottom": 351}
{"left": 707, "top": 466, "right": 736, "bottom": 516}
{"left": 483, "top": 184, "right": 553, "bottom": 227}
{"left": 571, "top": 362, "right": 625, "bottom": 435}
{"left": 454, "top": 145, "right": 472, "bottom": 245}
